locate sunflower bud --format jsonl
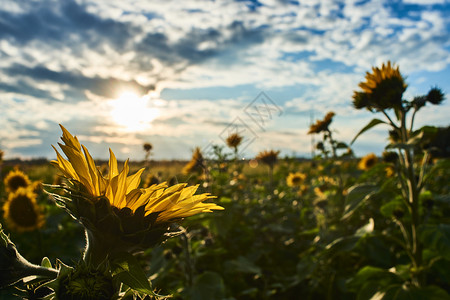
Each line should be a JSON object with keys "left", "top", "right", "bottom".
{"left": 56, "top": 261, "right": 116, "bottom": 300}
{"left": 426, "top": 87, "right": 445, "bottom": 105}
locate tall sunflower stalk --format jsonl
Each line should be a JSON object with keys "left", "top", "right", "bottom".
{"left": 256, "top": 150, "right": 279, "bottom": 190}
{"left": 308, "top": 112, "right": 347, "bottom": 202}
{"left": 351, "top": 61, "right": 445, "bottom": 287}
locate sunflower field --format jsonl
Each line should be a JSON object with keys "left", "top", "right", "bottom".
{"left": 1, "top": 62, "right": 449, "bottom": 299}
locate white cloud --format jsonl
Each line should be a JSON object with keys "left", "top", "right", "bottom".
{"left": 402, "top": 0, "right": 446, "bottom": 4}
{"left": 0, "top": 0, "right": 449, "bottom": 160}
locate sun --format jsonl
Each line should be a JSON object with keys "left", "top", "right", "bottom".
{"left": 109, "top": 91, "right": 160, "bottom": 131}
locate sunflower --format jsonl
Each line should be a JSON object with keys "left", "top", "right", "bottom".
{"left": 50, "top": 125, "right": 223, "bottom": 262}
{"left": 286, "top": 172, "right": 306, "bottom": 187}
{"left": 385, "top": 165, "right": 395, "bottom": 178}
{"left": 426, "top": 87, "right": 445, "bottom": 105}
{"left": 4, "top": 168, "right": 32, "bottom": 193}
{"left": 358, "top": 153, "right": 378, "bottom": 170}
{"left": 352, "top": 61, "right": 407, "bottom": 111}
{"left": 382, "top": 151, "right": 398, "bottom": 163}
{"left": 226, "top": 133, "right": 243, "bottom": 149}
{"left": 308, "top": 112, "right": 335, "bottom": 134}
{"left": 182, "top": 147, "right": 205, "bottom": 175}
{"left": 3, "top": 187, "right": 45, "bottom": 232}
{"left": 297, "top": 184, "right": 308, "bottom": 196}
{"left": 256, "top": 150, "right": 280, "bottom": 167}
{"left": 143, "top": 173, "right": 160, "bottom": 188}
{"left": 143, "top": 143, "right": 153, "bottom": 152}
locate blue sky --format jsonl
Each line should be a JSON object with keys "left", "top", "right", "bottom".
{"left": 0, "top": 0, "right": 449, "bottom": 161}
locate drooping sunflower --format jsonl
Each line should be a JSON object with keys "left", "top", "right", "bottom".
{"left": 352, "top": 61, "right": 407, "bottom": 111}
{"left": 382, "top": 151, "right": 398, "bottom": 164}
{"left": 50, "top": 125, "right": 223, "bottom": 263}
{"left": 226, "top": 133, "right": 243, "bottom": 149}
{"left": 308, "top": 112, "right": 335, "bottom": 134}
{"left": 182, "top": 147, "right": 205, "bottom": 175}
{"left": 256, "top": 150, "right": 280, "bottom": 167}
{"left": 286, "top": 172, "right": 306, "bottom": 187}
{"left": 4, "top": 168, "right": 32, "bottom": 193}
{"left": 3, "top": 187, "right": 45, "bottom": 232}
{"left": 143, "top": 173, "right": 160, "bottom": 188}
{"left": 358, "top": 153, "right": 378, "bottom": 170}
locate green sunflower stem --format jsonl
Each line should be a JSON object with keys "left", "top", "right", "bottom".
{"left": 83, "top": 229, "right": 110, "bottom": 268}
{"left": 20, "top": 261, "right": 59, "bottom": 281}
{"left": 399, "top": 108, "right": 424, "bottom": 287}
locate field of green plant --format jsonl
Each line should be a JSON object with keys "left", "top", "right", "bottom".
{"left": 1, "top": 62, "right": 449, "bottom": 299}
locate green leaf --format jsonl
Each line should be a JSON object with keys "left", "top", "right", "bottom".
{"left": 356, "top": 281, "right": 381, "bottom": 300}
{"left": 342, "top": 184, "right": 378, "bottom": 220}
{"left": 347, "top": 266, "right": 400, "bottom": 292}
{"left": 110, "top": 252, "right": 154, "bottom": 295}
{"left": 380, "top": 196, "right": 406, "bottom": 218}
{"left": 183, "top": 271, "right": 226, "bottom": 300}
{"left": 296, "top": 258, "right": 316, "bottom": 282}
{"left": 423, "top": 159, "right": 450, "bottom": 186}
{"left": 41, "top": 257, "right": 52, "bottom": 269}
{"left": 224, "top": 256, "right": 262, "bottom": 275}
{"left": 380, "top": 284, "right": 450, "bottom": 300}
{"left": 351, "top": 118, "right": 388, "bottom": 145}
{"left": 323, "top": 236, "right": 360, "bottom": 258}
{"left": 357, "top": 235, "right": 393, "bottom": 268}
{"left": 336, "top": 142, "right": 348, "bottom": 149}
{"left": 419, "top": 224, "right": 450, "bottom": 260}
{"left": 355, "top": 218, "right": 374, "bottom": 236}
{"left": 386, "top": 143, "right": 415, "bottom": 151}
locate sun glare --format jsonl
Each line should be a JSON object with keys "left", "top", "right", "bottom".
{"left": 109, "top": 91, "right": 160, "bottom": 131}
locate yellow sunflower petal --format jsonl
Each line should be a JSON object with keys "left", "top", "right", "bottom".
{"left": 82, "top": 145, "right": 100, "bottom": 195}
{"left": 108, "top": 149, "right": 119, "bottom": 179}
{"left": 125, "top": 168, "right": 145, "bottom": 193}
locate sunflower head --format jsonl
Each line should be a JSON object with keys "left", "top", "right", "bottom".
{"left": 412, "top": 95, "right": 427, "bottom": 109}
{"left": 308, "top": 112, "right": 335, "bottom": 134}
{"left": 143, "top": 173, "right": 160, "bottom": 188}
{"left": 382, "top": 151, "right": 399, "bottom": 164}
{"left": 4, "top": 168, "right": 32, "bottom": 193}
{"left": 2, "top": 187, "right": 45, "bottom": 232}
{"left": 358, "top": 153, "right": 378, "bottom": 170}
{"left": 286, "top": 172, "right": 306, "bottom": 187}
{"left": 426, "top": 87, "right": 445, "bottom": 105}
{"left": 256, "top": 150, "right": 280, "bottom": 167}
{"left": 385, "top": 165, "right": 395, "bottom": 178}
{"left": 353, "top": 61, "right": 407, "bottom": 111}
{"left": 226, "top": 133, "right": 243, "bottom": 149}
{"left": 49, "top": 125, "right": 223, "bottom": 260}
{"left": 143, "top": 143, "right": 153, "bottom": 152}
{"left": 388, "top": 129, "right": 401, "bottom": 144}
{"left": 182, "top": 147, "right": 205, "bottom": 175}
{"left": 316, "top": 142, "right": 324, "bottom": 150}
